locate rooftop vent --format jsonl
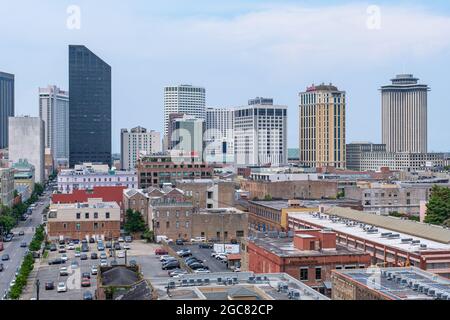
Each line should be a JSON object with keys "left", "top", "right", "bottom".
{"left": 381, "top": 232, "right": 392, "bottom": 238}
{"left": 401, "top": 238, "right": 413, "bottom": 243}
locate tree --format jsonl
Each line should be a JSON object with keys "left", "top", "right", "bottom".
{"left": 0, "top": 214, "right": 16, "bottom": 235}
{"left": 124, "top": 209, "right": 146, "bottom": 234}
{"left": 424, "top": 186, "right": 450, "bottom": 226}
{"left": 264, "top": 194, "right": 273, "bottom": 201}
{"left": 142, "top": 228, "right": 154, "bottom": 243}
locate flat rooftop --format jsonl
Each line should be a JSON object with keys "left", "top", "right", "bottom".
{"left": 249, "top": 199, "right": 361, "bottom": 211}
{"left": 288, "top": 211, "right": 450, "bottom": 253}
{"left": 248, "top": 236, "right": 367, "bottom": 258}
{"left": 52, "top": 201, "right": 119, "bottom": 209}
{"left": 150, "top": 272, "right": 328, "bottom": 300}
{"left": 334, "top": 267, "right": 450, "bottom": 300}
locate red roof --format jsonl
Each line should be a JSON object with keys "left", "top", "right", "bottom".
{"left": 52, "top": 186, "right": 126, "bottom": 207}
{"left": 227, "top": 254, "right": 241, "bottom": 261}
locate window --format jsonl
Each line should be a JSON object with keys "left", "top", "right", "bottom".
{"left": 176, "top": 221, "right": 180, "bottom": 229}
{"left": 63, "top": 223, "right": 67, "bottom": 229}
{"left": 300, "top": 268, "right": 308, "bottom": 281}
{"left": 156, "top": 211, "right": 160, "bottom": 218}
{"left": 224, "top": 231, "right": 228, "bottom": 239}
{"left": 185, "top": 221, "right": 189, "bottom": 229}
{"left": 94, "top": 222, "right": 99, "bottom": 230}
{"left": 176, "top": 211, "right": 180, "bottom": 218}
{"left": 76, "top": 213, "right": 81, "bottom": 220}
{"left": 94, "top": 212, "right": 98, "bottom": 219}
{"left": 185, "top": 211, "right": 190, "bottom": 217}
{"left": 76, "top": 223, "right": 81, "bottom": 231}
{"left": 236, "top": 231, "right": 244, "bottom": 237}
{"left": 106, "top": 212, "right": 110, "bottom": 219}
{"left": 156, "top": 221, "right": 160, "bottom": 229}
{"left": 85, "top": 213, "right": 89, "bottom": 219}
{"left": 216, "top": 231, "right": 221, "bottom": 238}
{"left": 315, "top": 267, "right": 322, "bottom": 280}
{"left": 166, "top": 221, "right": 170, "bottom": 229}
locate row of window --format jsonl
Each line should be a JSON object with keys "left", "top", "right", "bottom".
{"left": 75, "top": 212, "right": 111, "bottom": 219}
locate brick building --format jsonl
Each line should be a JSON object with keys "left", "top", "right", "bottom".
{"left": 175, "top": 179, "right": 235, "bottom": 209}
{"left": 123, "top": 189, "right": 150, "bottom": 226}
{"left": 240, "top": 179, "right": 338, "bottom": 200}
{"left": 52, "top": 186, "right": 126, "bottom": 223}
{"left": 243, "top": 228, "right": 371, "bottom": 295}
{"left": 47, "top": 198, "right": 121, "bottom": 241}
{"left": 136, "top": 153, "right": 213, "bottom": 189}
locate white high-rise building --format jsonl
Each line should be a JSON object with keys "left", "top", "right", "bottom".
{"left": 39, "top": 85, "right": 69, "bottom": 164}
{"left": 205, "top": 107, "right": 235, "bottom": 163}
{"left": 8, "top": 116, "right": 45, "bottom": 183}
{"left": 163, "top": 85, "right": 206, "bottom": 136}
{"left": 120, "top": 127, "right": 161, "bottom": 170}
{"left": 381, "top": 74, "right": 429, "bottom": 153}
{"left": 234, "top": 98, "right": 287, "bottom": 167}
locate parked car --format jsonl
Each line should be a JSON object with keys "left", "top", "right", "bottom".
{"left": 125, "top": 236, "right": 132, "bottom": 243}
{"left": 49, "top": 258, "right": 65, "bottom": 265}
{"left": 105, "top": 241, "right": 112, "bottom": 249}
{"left": 18, "top": 231, "right": 25, "bottom": 236}
{"left": 117, "top": 251, "right": 125, "bottom": 258}
{"left": 81, "top": 278, "right": 91, "bottom": 287}
{"left": 59, "top": 267, "right": 69, "bottom": 276}
{"left": 177, "top": 250, "right": 192, "bottom": 258}
{"left": 74, "top": 251, "right": 81, "bottom": 258}
{"left": 71, "top": 261, "right": 79, "bottom": 269}
{"left": 199, "top": 243, "right": 213, "bottom": 249}
{"left": 67, "top": 243, "right": 75, "bottom": 250}
{"left": 175, "top": 239, "right": 184, "bottom": 245}
{"left": 57, "top": 282, "right": 67, "bottom": 293}
{"left": 160, "top": 256, "right": 177, "bottom": 264}
{"left": 60, "top": 253, "right": 68, "bottom": 262}
{"left": 169, "top": 269, "right": 188, "bottom": 277}
{"left": 100, "top": 252, "right": 107, "bottom": 260}
{"left": 50, "top": 244, "right": 57, "bottom": 251}
{"left": 89, "top": 238, "right": 95, "bottom": 244}
{"left": 91, "top": 265, "right": 98, "bottom": 275}
{"left": 185, "top": 257, "right": 201, "bottom": 264}
{"left": 194, "top": 268, "right": 211, "bottom": 274}
{"left": 90, "top": 253, "right": 98, "bottom": 260}
{"left": 162, "top": 260, "right": 180, "bottom": 270}
{"left": 45, "top": 281, "right": 54, "bottom": 290}
{"left": 123, "top": 243, "right": 131, "bottom": 250}
{"left": 2, "top": 254, "right": 10, "bottom": 261}
{"left": 97, "top": 245, "right": 105, "bottom": 251}
{"left": 155, "top": 248, "right": 168, "bottom": 256}
{"left": 100, "top": 259, "right": 108, "bottom": 267}
{"left": 189, "top": 263, "right": 208, "bottom": 270}
{"left": 118, "top": 237, "right": 125, "bottom": 243}
{"left": 58, "top": 246, "right": 66, "bottom": 253}
{"left": 20, "top": 242, "right": 27, "bottom": 248}
{"left": 114, "top": 243, "right": 121, "bottom": 250}
{"left": 80, "top": 254, "right": 88, "bottom": 261}
{"left": 190, "top": 237, "right": 206, "bottom": 243}
{"left": 82, "top": 272, "right": 91, "bottom": 279}
{"left": 83, "top": 291, "right": 93, "bottom": 300}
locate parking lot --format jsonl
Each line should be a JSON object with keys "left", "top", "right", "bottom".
{"left": 170, "top": 243, "right": 228, "bottom": 273}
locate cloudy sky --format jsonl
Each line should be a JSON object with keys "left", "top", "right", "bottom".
{"left": 1, "top": 0, "right": 449, "bottom": 153}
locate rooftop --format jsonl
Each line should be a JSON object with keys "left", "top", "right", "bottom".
{"left": 101, "top": 266, "right": 140, "bottom": 286}
{"left": 150, "top": 272, "right": 328, "bottom": 300}
{"left": 248, "top": 236, "right": 367, "bottom": 258}
{"left": 249, "top": 199, "right": 361, "bottom": 211}
{"left": 333, "top": 267, "right": 450, "bottom": 300}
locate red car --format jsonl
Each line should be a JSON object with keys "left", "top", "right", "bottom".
{"left": 81, "top": 278, "right": 91, "bottom": 287}
{"left": 155, "top": 248, "right": 168, "bottom": 256}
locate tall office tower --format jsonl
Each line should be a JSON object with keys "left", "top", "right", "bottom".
{"left": 205, "top": 107, "right": 235, "bottom": 163}
{"left": 8, "top": 117, "right": 45, "bottom": 183}
{"left": 299, "top": 83, "right": 346, "bottom": 169}
{"left": 120, "top": 127, "right": 161, "bottom": 171}
{"left": 39, "top": 86, "right": 70, "bottom": 164}
{"left": 0, "top": 72, "right": 14, "bottom": 149}
{"left": 163, "top": 85, "right": 206, "bottom": 136}
{"left": 381, "top": 74, "right": 429, "bottom": 153}
{"left": 234, "top": 98, "right": 287, "bottom": 167}
{"left": 170, "top": 115, "right": 205, "bottom": 160}
{"left": 69, "top": 45, "right": 111, "bottom": 167}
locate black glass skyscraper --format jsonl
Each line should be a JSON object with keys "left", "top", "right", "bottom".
{"left": 69, "top": 45, "right": 111, "bottom": 167}
{"left": 0, "top": 71, "right": 14, "bottom": 149}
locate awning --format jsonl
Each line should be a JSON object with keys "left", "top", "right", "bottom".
{"left": 227, "top": 254, "right": 242, "bottom": 261}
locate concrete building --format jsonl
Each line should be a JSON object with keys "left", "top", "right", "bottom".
{"left": 57, "top": 163, "right": 137, "bottom": 193}
{"left": 234, "top": 98, "right": 287, "bottom": 167}
{"left": 39, "top": 85, "right": 69, "bottom": 164}
{"left": 331, "top": 267, "right": 450, "bottom": 300}
{"left": 205, "top": 107, "right": 234, "bottom": 164}
{"left": 163, "top": 85, "right": 206, "bottom": 136}
{"left": 381, "top": 74, "right": 429, "bottom": 153}
{"left": 0, "top": 72, "right": 14, "bottom": 149}
{"left": 136, "top": 153, "right": 213, "bottom": 189}
{"left": 12, "top": 159, "right": 35, "bottom": 192}
{"left": 344, "top": 182, "right": 431, "bottom": 215}
{"left": 170, "top": 115, "right": 205, "bottom": 161}
{"left": 0, "top": 168, "right": 14, "bottom": 207}
{"left": 150, "top": 272, "right": 328, "bottom": 300}
{"left": 69, "top": 45, "right": 111, "bottom": 167}
{"left": 175, "top": 179, "right": 235, "bottom": 209}
{"left": 120, "top": 127, "right": 161, "bottom": 171}
{"left": 299, "top": 84, "right": 346, "bottom": 169}
{"left": 47, "top": 198, "right": 121, "bottom": 240}
{"left": 244, "top": 229, "right": 371, "bottom": 295}
{"left": 346, "top": 142, "right": 387, "bottom": 171}
{"left": 8, "top": 116, "right": 45, "bottom": 183}
{"left": 288, "top": 207, "right": 450, "bottom": 278}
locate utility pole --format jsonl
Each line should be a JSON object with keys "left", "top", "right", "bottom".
{"left": 35, "top": 279, "right": 40, "bottom": 300}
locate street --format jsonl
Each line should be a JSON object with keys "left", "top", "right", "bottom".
{"left": 0, "top": 193, "right": 51, "bottom": 298}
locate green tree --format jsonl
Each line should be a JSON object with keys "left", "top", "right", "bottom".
{"left": 124, "top": 209, "right": 146, "bottom": 234}
{"left": 142, "top": 228, "right": 154, "bottom": 243}
{"left": 0, "top": 214, "right": 16, "bottom": 235}
{"left": 424, "top": 186, "right": 450, "bottom": 226}
{"left": 264, "top": 194, "right": 273, "bottom": 201}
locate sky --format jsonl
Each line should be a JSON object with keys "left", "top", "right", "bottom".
{"left": 0, "top": 0, "right": 449, "bottom": 153}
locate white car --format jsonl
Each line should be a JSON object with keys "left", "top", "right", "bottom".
{"left": 67, "top": 243, "right": 75, "bottom": 250}
{"left": 194, "top": 269, "right": 211, "bottom": 274}
{"left": 100, "top": 259, "right": 108, "bottom": 267}
{"left": 91, "top": 266, "right": 98, "bottom": 275}
{"left": 118, "top": 237, "right": 125, "bottom": 243}
{"left": 211, "top": 252, "right": 219, "bottom": 258}
{"left": 59, "top": 267, "right": 69, "bottom": 276}
{"left": 57, "top": 282, "right": 67, "bottom": 293}
{"left": 74, "top": 251, "right": 81, "bottom": 258}
{"left": 123, "top": 243, "right": 131, "bottom": 250}
{"left": 61, "top": 254, "right": 68, "bottom": 262}
{"left": 216, "top": 254, "right": 228, "bottom": 261}
{"left": 160, "top": 255, "right": 172, "bottom": 262}
{"left": 10, "top": 279, "right": 16, "bottom": 288}
{"left": 117, "top": 251, "right": 125, "bottom": 258}
{"left": 190, "top": 237, "right": 206, "bottom": 243}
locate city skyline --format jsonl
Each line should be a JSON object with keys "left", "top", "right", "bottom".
{"left": 1, "top": 1, "right": 450, "bottom": 153}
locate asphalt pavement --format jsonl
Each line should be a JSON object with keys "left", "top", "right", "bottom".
{"left": 0, "top": 193, "right": 51, "bottom": 298}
